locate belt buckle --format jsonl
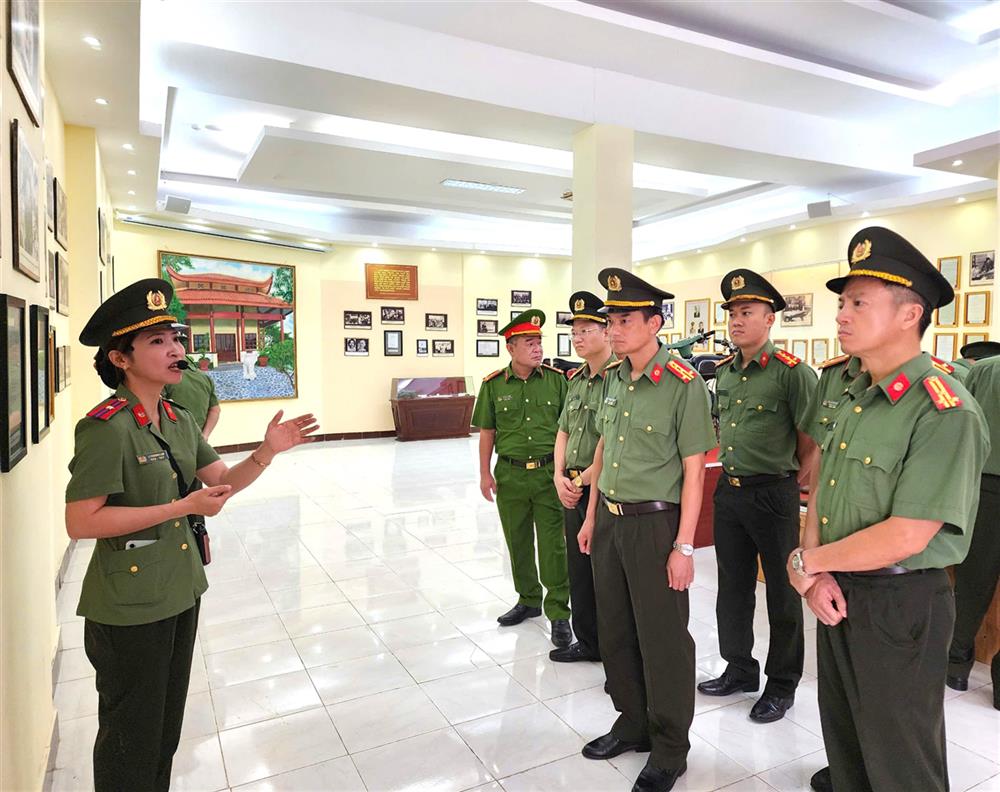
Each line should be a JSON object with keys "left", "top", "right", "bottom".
{"left": 605, "top": 500, "right": 623, "bottom": 516}
{"left": 729, "top": 476, "right": 741, "bottom": 487}
{"left": 525, "top": 460, "right": 538, "bottom": 470}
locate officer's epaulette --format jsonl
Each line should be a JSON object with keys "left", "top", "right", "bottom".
{"left": 930, "top": 356, "right": 955, "bottom": 375}
{"left": 662, "top": 359, "right": 697, "bottom": 384}
{"left": 716, "top": 354, "right": 735, "bottom": 367}
{"left": 541, "top": 364, "right": 564, "bottom": 375}
{"left": 773, "top": 349, "right": 802, "bottom": 368}
{"left": 86, "top": 397, "right": 129, "bottom": 421}
{"left": 604, "top": 359, "right": 624, "bottom": 369}
{"left": 923, "top": 375, "right": 963, "bottom": 411}
{"left": 817, "top": 353, "right": 850, "bottom": 370}
{"left": 567, "top": 366, "right": 584, "bottom": 381}
{"left": 483, "top": 369, "right": 504, "bottom": 382}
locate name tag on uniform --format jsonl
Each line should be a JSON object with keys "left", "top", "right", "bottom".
{"left": 497, "top": 394, "right": 512, "bottom": 402}
{"left": 822, "top": 400, "right": 839, "bottom": 408}
{"left": 604, "top": 396, "right": 617, "bottom": 406}
{"left": 136, "top": 451, "right": 168, "bottom": 465}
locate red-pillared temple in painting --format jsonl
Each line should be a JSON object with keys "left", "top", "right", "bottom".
{"left": 165, "top": 267, "right": 293, "bottom": 362}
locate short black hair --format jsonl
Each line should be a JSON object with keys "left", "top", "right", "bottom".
{"left": 886, "top": 283, "right": 932, "bottom": 337}
{"left": 94, "top": 331, "right": 139, "bottom": 388}
{"left": 641, "top": 306, "right": 665, "bottom": 329}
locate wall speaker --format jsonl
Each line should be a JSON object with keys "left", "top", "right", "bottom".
{"left": 164, "top": 195, "right": 192, "bottom": 214}
{"left": 807, "top": 200, "right": 832, "bottom": 219}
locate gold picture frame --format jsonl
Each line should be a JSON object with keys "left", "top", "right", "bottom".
{"left": 811, "top": 338, "right": 829, "bottom": 365}
{"left": 772, "top": 338, "right": 788, "bottom": 351}
{"left": 963, "top": 332, "right": 989, "bottom": 347}
{"left": 935, "top": 295, "right": 959, "bottom": 328}
{"left": 713, "top": 301, "right": 727, "bottom": 328}
{"left": 791, "top": 339, "right": 808, "bottom": 361}
{"left": 933, "top": 332, "right": 957, "bottom": 362}
{"left": 964, "top": 291, "right": 991, "bottom": 326}
{"left": 937, "top": 256, "right": 961, "bottom": 290}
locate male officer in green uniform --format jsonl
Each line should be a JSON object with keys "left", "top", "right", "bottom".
{"left": 698, "top": 270, "right": 817, "bottom": 723}
{"left": 163, "top": 359, "right": 221, "bottom": 438}
{"left": 786, "top": 227, "right": 989, "bottom": 792}
{"left": 578, "top": 269, "right": 716, "bottom": 792}
{"left": 947, "top": 349, "right": 1000, "bottom": 709}
{"left": 951, "top": 339, "right": 1000, "bottom": 382}
{"left": 551, "top": 291, "right": 614, "bottom": 663}
{"left": 472, "top": 309, "right": 572, "bottom": 647}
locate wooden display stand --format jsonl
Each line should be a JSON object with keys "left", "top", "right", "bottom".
{"left": 390, "top": 377, "right": 474, "bottom": 441}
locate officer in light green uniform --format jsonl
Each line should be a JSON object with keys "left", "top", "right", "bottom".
{"left": 163, "top": 363, "right": 220, "bottom": 436}
{"left": 472, "top": 309, "right": 571, "bottom": 646}
{"left": 800, "top": 354, "right": 863, "bottom": 445}
{"left": 787, "top": 228, "right": 989, "bottom": 792}
{"left": 950, "top": 340, "right": 1000, "bottom": 384}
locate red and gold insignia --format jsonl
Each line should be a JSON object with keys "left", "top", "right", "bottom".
{"left": 131, "top": 404, "right": 151, "bottom": 427}
{"left": 650, "top": 363, "right": 664, "bottom": 383}
{"left": 818, "top": 353, "right": 850, "bottom": 370}
{"left": 930, "top": 356, "right": 955, "bottom": 375}
{"left": 162, "top": 400, "right": 178, "bottom": 422}
{"left": 886, "top": 372, "right": 911, "bottom": 403}
{"left": 530, "top": 315, "right": 541, "bottom": 327}
{"left": 851, "top": 239, "right": 872, "bottom": 264}
{"left": 773, "top": 349, "right": 801, "bottom": 368}
{"left": 574, "top": 298, "right": 585, "bottom": 312}
{"left": 731, "top": 274, "right": 745, "bottom": 290}
{"left": 146, "top": 290, "right": 168, "bottom": 311}
{"left": 760, "top": 352, "right": 770, "bottom": 368}
{"left": 87, "top": 397, "right": 128, "bottom": 421}
{"left": 607, "top": 274, "right": 622, "bottom": 292}
{"left": 665, "top": 359, "right": 696, "bottom": 383}
{"left": 924, "top": 375, "right": 962, "bottom": 410}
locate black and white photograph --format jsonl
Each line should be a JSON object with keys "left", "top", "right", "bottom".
{"left": 663, "top": 301, "right": 675, "bottom": 330}
{"left": 47, "top": 249, "right": 56, "bottom": 310}
{"left": 511, "top": 310, "right": 521, "bottom": 323}
{"left": 511, "top": 289, "right": 532, "bottom": 307}
{"left": 344, "top": 337, "right": 370, "bottom": 356}
{"left": 557, "top": 333, "right": 571, "bottom": 357}
{"left": 416, "top": 339, "right": 429, "bottom": 356}
{"left": 476, "top": 339, "right": 500, "bottom": 357}
{"left": 556, "top": 311, "right": 573, "bottom": 326}
{"left": 54, "top": 178, "right": 68, "bottom": 250}
{"left": 45, "top": 160, "right": 54, "bottom": 231}
{"left": 781, "top": 293, "right": 813, "bottom": 327}
{"left": 381, "top": 306, "right": 405, "bottom": 324}
{"left": 30, "top": 305, "right": 49, "bottom": 443}
{"left": 476, "top": 297, "right": 498, "bottom": 316}
{"left": 56, "top": 253, "right": 69, "bottom": 316}
{"left": 432, "top": 339, "right": 455, "bottom": 356}
{"left": 384, "top": 329, "right": 403, "bottom": 356}
{"left": 344, "top": 310, "right": 373, "bottom": 329}
{"left": 425, "top": 312, "right": 448, "bottom": 331}
{"left": 1, "top": 294, "right": 28, "bottom": 472}
{"left": 970, "top": 250, "right": 995, "bottom": 286}
{"left": 11, "top": 119, "right": 41, "bottom": 282}
{"left": 7, "top": 0, "right": 43, "bottom": 126}
{"left": 477, "top": 319, "right": 498, "bottom": 336}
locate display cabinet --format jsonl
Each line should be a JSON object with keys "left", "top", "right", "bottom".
{"left": 390, "top": 376, "right": 475, "bottom": 440}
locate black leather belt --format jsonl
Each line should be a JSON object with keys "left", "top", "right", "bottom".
{"left": 601, "top": 494, "right": 676, "bottom": 517}
{"left": 725, "top": 472, "right": 791, "bottom": 488}
{"left": 839, "top": 566, "right": 918, "bottom": 577}
{"left": 500, "top": 453, "right": 554, "bottom": 470}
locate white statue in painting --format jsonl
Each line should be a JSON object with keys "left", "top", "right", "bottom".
{"left": 241, "top": 349, "right": 260, "bottom": 380}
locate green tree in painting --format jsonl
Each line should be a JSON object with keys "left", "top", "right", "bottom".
{"left": 271, "top": 266, "right": 293, "bottom": 306}
{"left": 159, "top": 253, "right": 193, "bottom": 325}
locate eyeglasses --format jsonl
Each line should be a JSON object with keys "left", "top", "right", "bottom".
{"left": 570, "top": 328, "right": 603, "bottom": 340}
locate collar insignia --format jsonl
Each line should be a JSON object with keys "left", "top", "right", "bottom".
{"left": 607, "top": 275, "right": 622, "bottom": 292}
{"left": 851, "top": 239, "right": 872, "bottom": 264}
{"left": 147, "top": 290, "right": 168, "bottom": 311}
{"left": 731, "top": 274, "right": 745, "bottom": 290}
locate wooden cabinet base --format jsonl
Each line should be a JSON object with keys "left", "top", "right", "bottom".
{"left": 391, "top": 396, "right": 475, "bottom": 441}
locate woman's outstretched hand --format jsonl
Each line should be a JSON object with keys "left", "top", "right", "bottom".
{"left": 263, "top": 411, "right": 320, "bottom": 455}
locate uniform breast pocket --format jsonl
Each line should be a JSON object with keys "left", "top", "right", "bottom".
{"left": 743, "top": 398, "right": 781, "bottom": 431}
{"left": 628, "top": 418, "right": 670, "bottom": 462}
{"left": 565, "top": 394, "right": 582, "bottom": 415}
{"left": 101, "top": 540, "right": 172, "bottom": 606}
{"left": 844, "top": 444, "right": 905, "bottom": 512}
{"left": 495, "top": 400, "right": 522, "bottom": 430}
{"left": 716, "top": 393, "right": 731, "bottom": 415}
{"left": 535, "top": 395, "right": 561, "bottom": 421}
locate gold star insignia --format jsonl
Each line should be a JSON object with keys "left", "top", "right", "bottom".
{"left": 851, "top": 239, "right": 872, "bottom": 264}
{"left": 146, "top": 291, "right": 167, "bottom": 310}
{"left": 731, "top": 274, "right": 745, "bottom": 290}
{"left": 574, "top": 298, "right": 585, "bottom": 312}
{"left": 530, "top": 315, "right": 541, "bottom": 326}
{"left": 607, "top": 275, "right": 622, "bottom": 292}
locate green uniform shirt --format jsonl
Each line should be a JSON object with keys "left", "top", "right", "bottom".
{"left": 799, "top": 355, "right": 864, "bottom": 445}
{"left": 472, "top": 364, "right": 567, "bottom": 460}
{"left": 163, "top": 364, "right": 219, "bottom": 428}
{"left": 815, "top": 353, "right": 989, "bottom": 569}
{"left": 558, "top": 354, "right": 616, "bottom": 470}
{"left": 68, "top": 386, "right": 221, "bottom": 626}
{"left": 965, "top": 355, "right": 1000, "bottom": 476}
{"left": 597, "top": 345, "right": 715, "bottom": 503}
{"left": 950, "top": 358, "right": 973, "bottom": 384}
{"left": 715, "top": 340, "right": 817, "bottom": 476}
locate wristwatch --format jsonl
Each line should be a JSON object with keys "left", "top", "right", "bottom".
{"left": 791, "top": 547, "right": 810, "bottom": 577}
{"left": 672, "top": 542, "right": 694, "bottom": 556}
{"left": 572, "top": 475, "right": 584, "bottom": 489}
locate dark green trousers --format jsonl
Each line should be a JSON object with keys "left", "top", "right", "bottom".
{"left": 563, "top": 484, "right": 600, "bottom": 656}
{"left": 494, "top": 459, "right": 570, "bottom": 620}
{"left": 818, "top": 571, "right": 952, "bottom": 792}
{"left": 592, "top": 504, "right": 694, "bottom": 769}
{"left": 84, "top": 600, "right": 201, "bottom": 792}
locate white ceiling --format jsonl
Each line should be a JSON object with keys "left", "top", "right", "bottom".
{"left": 44, "top": 0, "right": 999, "bottom": 259}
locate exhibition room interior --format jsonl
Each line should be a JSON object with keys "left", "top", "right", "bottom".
{"left": 1, "top": 0, "right": 999, "bottom": 790}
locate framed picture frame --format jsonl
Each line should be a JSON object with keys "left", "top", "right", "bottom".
{"left": 29, "top": 305, "right": 49, "bottom": 443}
{"left": 476, "top": 339, "right": 499, "bottom": 357}
{"left": 781, "top": 294, "right": 813, "bottom": 327}
{"left": 970, "top": 250, "right": 995, "bottom": 287}
{"left": 56, "top": 253, "right": 70, "bottom": 316}
{"left": 432, "top": 339, "right": 455, "bottom": 357}
{"left": 53, "top": 344, "right": 62, "bottom": 393}
{"left": 98, "top": 208, "right": 109, "bottom": 266}
{"left": 933, "top": 333, "right": 957, "bottom": 362}
{"left": 47, "top": 327, "right": 55, "bottom": 422}
{"left": 344, "top": 337, "right": 369, "bottom": 356}
{"left": 935, "top": 296, "right": 958, "bottom": 328}
{"left": 684, "top": 298, "right": 709, "bottom": 337}
{"left": 425, "top": 312, "right": 448, "bottom": 331}
{"left": 556, "top": 311, "right": 573, "bottom": 326}
{"left": 791, "top": 339, "right": 808, "bottom": 361}
{"left": 477, "top": 319, "right": 498, "bottom": 336}
{"left": 773, "top": 338, "right": 788, "bottom": 351}
{"left": 99, "top": 269, "right": 105, "bottom": 305}
{"left": 714, "top": 301, "right": 727, "bottom": 327}
{"left": 62, "top": 345, "right": 70, "bottom": 388}
{"left": 670, "top": 333, "right": 681, "bottom": 343}
{"left": 11, "top": 119, "right": 41, "bottom": 282}
{"left": 380, "top": 306, "right": 405, "bottom": 325}
{"left": 7, "top": 0, "right": 43, "bottom": 126}
{"left": 54, "top": 178, "right": 68, "bottom": 250}
{"left": 964, "top": 291, "right": 991, "bottom": 326}
{"left": 110, "top": 255, "right": 116, "bottom": 294}
{"left": 343, "top": 310, "right": 372, "bottom": 330}
{"left": 557, "top": 333, "right": 571, "bottom": 357}
{"left": 46, "top": 248, "right": 56, "bottom": 309}
{"left": 416, "top": 339, "right": 429, "bottom": 356}
{"left": 365, "top": 263, "right": 418, "bottom": 300}
{"left": 511, "top": 289, "right": 531, "bottom": 308}
{"left": 937, "top": 256, "right": 961, "bottom": 290}
{"left": 45, "top": 160, "right": 54, "bottom": 231}
{"left": 383, "top": 329, "right": 403, "bottom": 356}
{"left": 662, "top": 301, "right": 675, "bottom": 331}
{"left": 811, "top": 338, "right": 829, "bottom": 366}
{"left": 963, "top": 332, "right": 989, "bottom": 347}
{"left": 1, "top": 294, "right": 28, "bottom": 471}
{"left": 510, "top": 310, "right": 520, "bottom": 323}
{"left": 476, "top": 298, "right": 498, "bottom": 316}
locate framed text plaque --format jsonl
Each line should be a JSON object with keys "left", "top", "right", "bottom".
{"left": 365, "top": 263, "right": 418, "bottom": 301}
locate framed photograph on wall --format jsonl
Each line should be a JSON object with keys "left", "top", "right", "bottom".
{"left": 970, "top": 250, "right": 995, "bottom": 287}
{"left": 933, "top": 333, "right": 957, "bottom": 362}
{"left": 47, "top": 327, "right": 55, "bottom": 422}
{"left": 773, "top": 338, "right": 788, "bottom": 351}
{"left": 384, "top": 329, "right": 403, "bottom": 356}
{"left": 963, "top": 332, "right": 989, "bottom": 347}
{"left": 684, "top": 298, "right": 709, "bottom": 337}
{"left": 432, "top": 339, "right": 455, "bottom": 356}
{"left": 557, "top": 333, "right": 571, "bottom": 357}
{"left": 56, "top": 252, "right": 69, "bottom": 316}
{"left": 477, "top": 319, "right": 498, "bottom": 336}
{"left": 556, "top": 311, "right": 573, "bottom": 326}
{"left": 476, "top": 298, "right": 498, "bottom": 316}
{"left": 935, "top": 296, "right": 958, "bottom": 328}
{"left": 62, "top": 345, "right": 71, "bottom": 387}
{"left": 53, "top": 344, "right": 62, "bottom": 393}
{"left": 1, "top": 294, "right": 28, "bottom": 471}
{"left": 11, "top": 119, "right": 41, "bottom": 282}
{"left": 344, "top": 337, "right": 369, "bottom": 356}
{"left": 670, "top": 333, "right": 681, "bottom": 343}
{"left": 380, "top": 306, "right": 405, "bottom": 325}
{"left": 662, "top": 301, "right": 675, "bottom": 330}
{"left": 511, "top": 290, "right": 532, "bottom": 307}
{"left": 46, "top": 249, "right": 56, "bottom": 309}
{"left": 54, "top": 178, "right": 68, "bottom": 250}
{"left": 425, "top": 313, "right": 448, "bottom": 331}
{"left": 964, "top": 291, "right": 991, "bottom": 326}
{"left": 714, "top": 301, "right": 727, "bottom": 327}
{"left": 791, "top": 339, "right": 808, "bottom": 361}
{"left": 98, "top": 208, "right": 109, "bottom": 266}
{"left": 344, "top": 310, "right": 372, "bottom": 329}
{"left": 45, "top": 160, "right": 54, "bottom": 231}
{"left": 7, "top": 0, "right": 43, "bottom": 126}
{"left": 29, "top": 305, "right": 49, "bottom": 443}
{"left": 476, "top": 339, "right": 499, "bottom": 357}
{"left": 811, "top": 338, "right": 829, "bottom": 366}
{"left": 781, "top": 294, "right": 813, "bottom": 327}
{"left": 510, "top": 310, "right": 520, "bottom": 322}
{"left": 416, "top": 339, "right": 429, "bottom": 356}
{"left": 937, "top": 256, "right": 961, "bottom": 290}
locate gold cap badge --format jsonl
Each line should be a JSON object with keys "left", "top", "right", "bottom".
{"left": 607, "top": 275, "right": 622, "bottom": 292}
{"left": 731, "top": 275, "right": 745, "bottom": 290}
{"left": 574, "top": 298, "right": 585, "bottom": 312}
{"left": 851, "top": 239, "right": 872, "bottom": 264}
{"left": 530, "top": 315, "right": 541, "bottom": 327}
{"left": 146, "top": 290, "right": 167, "bottom": 311}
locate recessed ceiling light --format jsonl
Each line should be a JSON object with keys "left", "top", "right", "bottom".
{"left": 789, "top": 224, "right": 797, "bottom": 230}
{"left": 82, "top": 35, "right": 101, "bottom": 49}
{"left": 122, "top": 143, "right": 134, "bottom": 151}
{"left": 431, "top": 247, "right": 437, "bottom": 252}
{"left": 957, "top": 196, "right": 967, "bottom": 203}
{"left": 371, "top": 242, "right": 378, "bottom": 247}
{"left": 697, "top": 249, "right": 703, "bottom": 254}
{"left": 441, "top": 178, "right": 525, "bottom": 195}
{"left": 95, "top": 97, "right": 109, "bottom": 106}
{"left": 479, "top": 250, "right": 487, "bottom": 254}
{"left": 861, "top": 211, "right": 871, "bottom": 217}
{"left": 127, "top": 169, "right": 136, "bottom": 176}
{"left": 127, "top": 190, "right": 135, "bottom": 197}
{"left": 952, "top": 159, "right": 964, "bottom": 167}
{"left": 305, "top": 237, "right": 323, "bottom": 243}
{"left": 740, "top": 236, "right": 747, "bottom": 243}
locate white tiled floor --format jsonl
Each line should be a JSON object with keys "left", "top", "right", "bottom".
{"left": 46, "top": 436, "right": 1000, "bottom": 791}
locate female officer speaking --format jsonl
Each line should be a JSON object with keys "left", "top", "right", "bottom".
{"left": 66, "top": 278, "right": 318, "bottom": 791}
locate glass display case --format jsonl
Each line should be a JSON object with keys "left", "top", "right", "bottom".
{"left": 389, "top": 376, "right": 475, "bottom": 440}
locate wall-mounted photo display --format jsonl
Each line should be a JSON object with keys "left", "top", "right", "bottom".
{"left": 511, "top": 290, "right": 532, "bottom": 307}
{"left": 47, "top": 328, "right": 55, "bottom": 422}
{"left": 557, "top": 333, "right": 571, "bottom": 357}
{"left": 811, "top": 338, "right": 829, "bottom": 366}
{"left": 476, "top": 298, "right": 498, "bottom": 316}
{"left": 62, "top": 345, "right": 71, "bottom": 388}
{"left": 7, "top": 0, "right": 43, "bottom": 126}
{"left": 45, "top": 160, "right": 54, "bottom": 231}
{"left": 555, "top": 311, "right": 573, "bottom": 326}
{"left": 11, "top": 119, "right": 41, "bottom": 282}
{"left": 935, "top": 295, "right": 958, "bottom": 328}
{"left": 477, "top": 319, "right": 498, "bottom": 336}
{"left": 56, "top": 252, "right": 69, "bottom": 316}
{"left": 714, "top": 301, "right": 727, "bottom": 327}
{"left": 963, "top": 332, "right": 989, "bottom": 347}
{"left": 684, "top": 298, "right": 709, "bottom": 337}
{"left": 53, "top": 344, "right": 63, "bottom": 393}
{"left": 46, "top": 249, "right": 56, "bottom": 310}
{"left": 933, "top": 333, "right": 957, "bottom": 362}
{"left": 662, "top": 301, "right": 675, "bottom": 331}
{"left": 1, "top": 294, "right": 28, "bottom": 472}
{"left": 781, "top": 293, "right": 813, "bottom": 327}
{"left": 344, "top": 310, "right": 372, "bottom": 329}
{"left": 416, "top": 339, "right": 429, "bottom": 356}
{"left": 791, "top": 339, "right": 808, "bottom": 361}
{"left": 937, "top": 255, "right": 960, "bottom": 290}
{"left": 510, "top": 310, "right": 520, "bottom": 323}
{"left": 99, "top": 269, "right": 105, "bottom": 305}
{"left": 54, "top": 178, "right": 68, "bottom": 250}
{"left": 426, "top": 313, "right": 448, "bottom": 331}
{"left": 772, "top": 338, "right": 788, "bottom": 351}
{"left": 964, "top": 291, "right": 991, "bottom": 327}
{"left": 432, "top": 339, "right": 455, "bottom": 356}
{"left": 98, "top": 208, "right": 111, "bottom": 266}
{"left": 344, "top": 337, "right": 369, "bottom": 356}
{"left": 670, "top": 333, "right": 681, "bottom": 343}
{"left": 381, "top": 306, "right": 405, "bottom": 325}
{"left": 384, "top": 329, "right": 403, "bottom": 357}
{"left": 110, "top": 255, "right": 116, "bottom": 294}
{"left": 970, "top": 250, "right": 995, "bottom": 287}
{"left": 29, "top": 305, "right": 49, "bottom": 443}
{"left": 365, "top": 263, "right": 418, "bottom": 300}
{"left": 476, "top": 339, "right": 499, "bottom": 357}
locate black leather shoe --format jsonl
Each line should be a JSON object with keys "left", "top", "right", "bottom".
{"left": 749, "top": 693, "right": 794, "bottom": 723}
{"left": 551, "top": 619, "right": 572, "bottom": 648}
{"left": 697, "top": 670, "right": 759, "bottom": 697}
{"left": 581, "top": 732, "right": 651, "bottom": 760}
{"left": 631, "top": 761, "right": 686, "bottom": 792}
{"left": 549, "top": 641, "right": 599, "bottom": 663}
{"left": 946, "top": 674, "right": 969, "bottom": 691}
{"left": 497, "top": 604, "right": 541, "bottom": 626}
{"left": 809, "top": 766, "right": 832, "bottom": 792}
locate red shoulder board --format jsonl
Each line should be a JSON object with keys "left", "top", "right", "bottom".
{"left": 131, "top": 404, "right": 151, "bottom": 427}
{"left": 930, "top": 356, "right": 955, "bottom": 375}
{"left": 818, "top": 354, "right": 850, "bottom": 370}
{"left": 161, "top": 400, "right": 178, "bottom": 422}
{"left": 87, "top": 397, "right": 128, "bottom": 421}
{"left": 567, "top": 367, "right": 582, "bottom": 380}
{"left": 886, "top": 371, "right": 911, "bottom": 404}
{"left": 483, "top": 369, "right": 503, "bottom": 382}
{"left": 923, "top": 376, "right": 962, "bottom": 411}
{"left": 665, "top": 359, "right": 697, "bottom": 383}
{"left": 541, "top": 364, "right": 563, "bottom": 375}
{"left": 773, "top": 349, "right": 801, "bottom": 368}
